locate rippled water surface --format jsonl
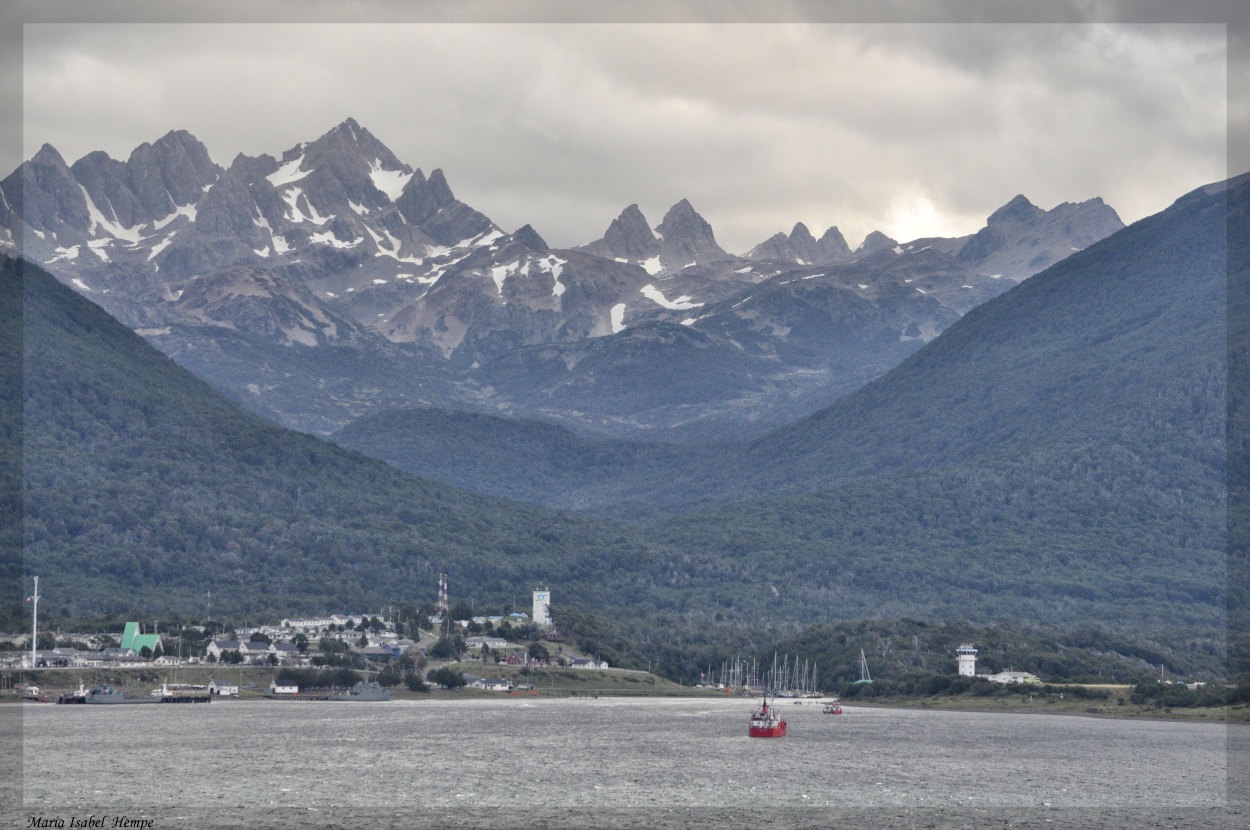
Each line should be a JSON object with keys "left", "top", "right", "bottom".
{"left": 20, "top": 697, "right": 1247, "bottom": 829}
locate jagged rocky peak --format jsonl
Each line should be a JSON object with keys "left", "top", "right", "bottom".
{"left": 126, "top": 130, "right": 220, "bottom": 210}
{"left": 4, "top": 143, "right": 89, "bottom": 236}
{"left": 816, "top": 226, "right": 852, "bottom": 260}
{"left": 70, "top": 130, "right": 221, "bottom": 233}
{"left": 604, "top": 204, "right": 661, "bottom": 260}
{"left": 511, "top": 224, "right": 549, "bottom": 251}
{"left": 655, "top": 198, "right": 730, "bottom": 269}
{"left": 296, "top": 117, "right": 410, "bottom": 179}
{"left": 747, "top": 221, "right": 852, "bottom": 265}
{"left": 956, "top": 193, "right": 1125, "bottom": 280}
{"left": 856, "top": 230, "right": 899, "bottom": 256}
{"left": 987, "top": 194, "right": 1044, "bottom": 225}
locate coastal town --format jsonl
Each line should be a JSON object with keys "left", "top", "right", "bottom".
{"left": 1, "top": 583, "right": 625, "bottom": 697}
{"left": 2, "top": 578, "right": 1222, "bottom": 713}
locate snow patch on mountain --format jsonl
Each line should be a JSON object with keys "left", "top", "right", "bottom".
{"left": 610, "top": 303, "right": 626, "bottom": 333}
{"left": 79, "top": 185, "right": 145, "bottom": 243}
{"left": 368, "top": 159, "right": 413, "bottom": 201}
{"left": 267, "top": 156, "right": 311, "bottom": 186}
{"left": 48, "top": 245, "right": 80, "bottom": 263}
{"left": 641, "top": 284, "right": 702, "bottom": 311}
{"left": 153, "top": 201, "right": 199, "bottom": 230}
{"left": 282, "top": 187, "right": 333, "bottom": 226}
{"left": 87, "top": 238, "right": 112, "bottom": 262}
{"left": 491, "top": 262, "right": 517, "bottom": 294}
{"left": 365, "top": 225, "right": 422, "bottom": 263}
{"left": 148, "top": 232, "right": 176, "bottom": 261}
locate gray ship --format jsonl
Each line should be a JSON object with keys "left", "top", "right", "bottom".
{"left": 82, "top": 684, "right": 160, "bottom": 704}
{"left": 328, "top": 681, "right": 392, "bottom": 701}
{"left": 57, "top": 682, "right": 210, "bottom": 704}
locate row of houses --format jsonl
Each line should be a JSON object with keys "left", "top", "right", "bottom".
{"left": 206, "top": 636, "right": 426, "bottom": 666}
{"left": 1, "top": 647, "right": 154, "bottom": 669}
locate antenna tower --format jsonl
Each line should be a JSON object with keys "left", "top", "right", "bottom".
{"left": 27, "top": 576, "right": 40, "bottom": 667}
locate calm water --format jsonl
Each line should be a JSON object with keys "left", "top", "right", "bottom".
{"left": 18, "top": 697, "right": 1248, "bottom": 829}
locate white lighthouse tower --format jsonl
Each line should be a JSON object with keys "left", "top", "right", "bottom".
{"left": 532, "top": 587, "right": 551, "bottom": 627}
{"left": 957, "top": 643, "right": 978, "bottom": 677}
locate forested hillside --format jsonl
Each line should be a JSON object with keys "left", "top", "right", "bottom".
{"left": 12, "top": 256, "right": 678, "bottom": 620}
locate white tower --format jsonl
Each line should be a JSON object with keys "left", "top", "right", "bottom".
{"left": 957, "top": 643, "right": 978, "bottom": 677}
{"left": 532, "top": 588, "right": 550, "bottom": 626}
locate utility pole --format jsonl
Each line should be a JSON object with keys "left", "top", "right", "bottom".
{"left": 27, "top": 576, "right": 40, "bottom": 667}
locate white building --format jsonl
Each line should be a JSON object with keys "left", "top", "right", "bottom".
{"left": 465, "top": 636, "right": 508, "bottom": 650}
{"left": 533, "top": 588, "right": 551, "bottom": 627}
{"left": 957, "top": 643, "right": 978, "bottom": 677}
{"left": 280, "top": 616, "right": 335, "bottom": 633}
{"left": 986, "top": 670, "right": 1041, "bottom": 685}
{"left": 208, "top": 680, "right": 240, "bottom": 696}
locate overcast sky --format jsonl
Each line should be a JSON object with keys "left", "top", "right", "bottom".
{"left": 10, "top": 7, "right": 1238, "bottom": 252}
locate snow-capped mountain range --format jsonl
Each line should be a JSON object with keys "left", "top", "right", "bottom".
{"left": 1, "top": 118, "right": 1125, "bottom": 438}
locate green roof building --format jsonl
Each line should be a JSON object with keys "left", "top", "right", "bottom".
{"left": 121, "top": 622, "right": 161, "bottom": 656}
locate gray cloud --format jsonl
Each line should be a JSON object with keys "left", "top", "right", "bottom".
{"left": 9, "top": 10, "right": 1236, "bottom": 252}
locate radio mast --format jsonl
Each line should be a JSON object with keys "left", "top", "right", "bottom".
{"left": 27, "top": 576, "right": 40, "bottom": 667}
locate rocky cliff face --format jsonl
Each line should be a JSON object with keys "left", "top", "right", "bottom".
{"left": 955, "top": 194, "right": 1124, "bottom": 281}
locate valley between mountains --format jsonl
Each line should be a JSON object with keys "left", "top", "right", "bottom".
{"left": 3, "top": 119, "right": 1239, "bottom": 677}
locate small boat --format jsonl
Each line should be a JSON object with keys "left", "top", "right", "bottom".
{"left": 57, "top": 682, "right": 89, "bottom": 704}
{"left": 822, "top": 701, "right": 842, "bottom": 715}
{"left": 748, "top": 696, "right": 787, "bottom": 738}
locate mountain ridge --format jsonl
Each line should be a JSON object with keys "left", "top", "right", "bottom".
{"left": 4, "top": 117, "right": 1128, "bottom": 440}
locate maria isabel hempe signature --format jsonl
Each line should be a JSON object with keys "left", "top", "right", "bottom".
{"left": 28, "top": 817, "right": 154, "bottom": 830}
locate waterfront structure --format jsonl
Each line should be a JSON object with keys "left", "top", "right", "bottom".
{"left": 532, "top": 588, "right": 551, "bottom": 626}
{"left": 957, "top": 643, "right": 978, "bottom": 677}
{"left": 208, "top": 680, "right": 240, "bottom": 696}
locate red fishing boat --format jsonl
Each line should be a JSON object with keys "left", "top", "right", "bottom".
{"left": 822, "top": 701, "right": 842, "bottom": 715}
{"left": 748, "top": 696, "right": 787, "bottom": 738}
